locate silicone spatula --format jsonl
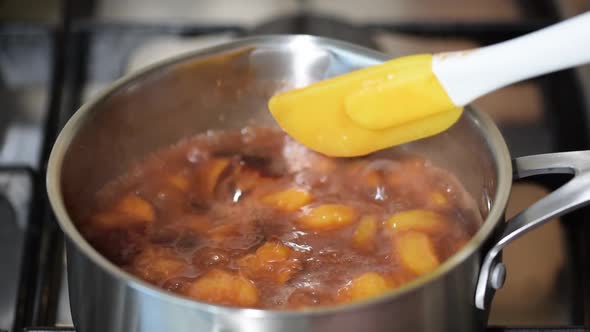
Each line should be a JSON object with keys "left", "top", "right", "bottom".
{"left": 268, "top": 12, "right": 590, "bottom": 157}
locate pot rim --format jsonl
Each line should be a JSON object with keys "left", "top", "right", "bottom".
{"left": 46, "top": 34, "right": 513, "bottom": 317}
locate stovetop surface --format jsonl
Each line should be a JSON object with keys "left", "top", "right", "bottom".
{"left": 13, "top": 327, "right": 590, "bottom": 332}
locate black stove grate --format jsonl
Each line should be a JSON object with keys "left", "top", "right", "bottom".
{"left": 2, "top": 0, "right": 589, "bottom": 331}
{"left": 10, "top": 326, "right": 590, "bottom": 332}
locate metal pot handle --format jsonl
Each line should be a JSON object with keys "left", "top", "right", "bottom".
{"left": 475, "top": 151, "right": 590, "bottom": 310}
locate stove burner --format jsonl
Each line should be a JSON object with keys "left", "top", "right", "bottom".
{"left": 2, "top": 0, "right": 590, "bottom": 331}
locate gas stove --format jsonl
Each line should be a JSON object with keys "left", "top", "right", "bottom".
{"left": 1, "top": 0, "right": 590, "bottom": 331}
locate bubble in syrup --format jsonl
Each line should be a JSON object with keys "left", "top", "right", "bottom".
{"left": 281, "top": 230, "right": 307, "bottom": 243}
{"left": 284, "top": 241, "right": 312, "bottom": 252}
{"left": 294, "top": 173, "right": 308, "bottom": 186}
{"left": 365, "top": 159, "right": 398, "bottom": 173}
{"left": 187, "top": 148, "right": 205, "bottom": 163}
{"left": 444, "top": 185, "right": 453, "bottom": 193}
{"left": 182, "top": 266, "right": 200, "bottom": 278}
{"left": 374, "top": 185, "right": 387, "bottom": 201}
{"left": 210, "top": 254, "right": 222, "bottom": 263}
{"left": 232, "top": 188, "right": 243, "bottom": 203}
{"left": 241, "top": 127, "right": 257, "bottom": 143}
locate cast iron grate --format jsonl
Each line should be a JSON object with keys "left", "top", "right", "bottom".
{"left": 3, "top": 0, "right": 588, "bottom": 331}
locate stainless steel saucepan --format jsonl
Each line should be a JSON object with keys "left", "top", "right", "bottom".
{"left": 46, "top": 35, "right": 590, "bottom": 332}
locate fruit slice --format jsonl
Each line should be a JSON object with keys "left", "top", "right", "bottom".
{"left": 352, "top": 216, "right": 378, "bottom": 251}
{"left": 298, "top": 204, "right": 356, "bottom": 231}
{"left": 91, "top": 194, "right": 155, "bottom": 228}
{"left": 238, "top": 241, "right": 301, "bottom": 284}
{"left": 186, "top": 269, "right": 259, "bottom": 307}
{"left": 385, "top": 209, "right": 447, "bottom": 234}
{"left": 261, "top": 188, "right": 313, "bottom": 211}
{"left": 338, "top": 272, "right": 391, "bottom": 302}
{"left": 396, "top": 232, "right": 440, "bottom": 275}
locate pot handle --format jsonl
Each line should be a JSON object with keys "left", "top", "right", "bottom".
{"left": 475, "top": 151, "right": 590, "bottom": 310}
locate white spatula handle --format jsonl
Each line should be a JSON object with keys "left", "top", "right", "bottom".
{"left": 432, "top": 11, "right": 590, "bottom": 106}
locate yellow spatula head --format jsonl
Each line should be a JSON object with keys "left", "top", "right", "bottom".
{"left": 268, "top": 54, "right": 462, "bottom": 157}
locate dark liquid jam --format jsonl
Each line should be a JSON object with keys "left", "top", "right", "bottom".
{"left": 80, "top": 127, "right": 481, "bottom": 309}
